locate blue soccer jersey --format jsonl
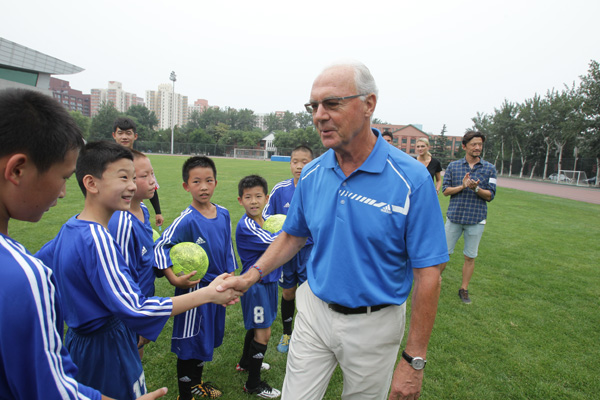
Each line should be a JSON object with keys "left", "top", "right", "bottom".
{"left": 263, "top": 178, "right": 295, "bottom": 218}
{"left": 108, "top": 203, "right": 156, "bottom": 297}
{"left": 283, "top": 129, "right": 449, "bottom": 308}
{"left": 235, "top": 214, "right": 282, "bottom": 283}
{"left": 39, "top": 216, "right": 172, "bottom": 338}
{"left": 0, "top": 233, "right": 101, "bottom": 400}
{"left": 154, "top": 204, "right": 237, "bottom": 360}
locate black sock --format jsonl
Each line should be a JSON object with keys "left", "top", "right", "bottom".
{"left": 281, "top": 298, "right": 295, "bottom": 335}
{"left": 239, "top": 329, "right": 255, "bottom": 368}
{"left": 247, "top": 340, "right": 268, "bottom": 389}
{"left": 191, "top": 359, "right": 204, "bottom": 385}
{"left": 177, "top": 358, "right": 197, "bottom": 400}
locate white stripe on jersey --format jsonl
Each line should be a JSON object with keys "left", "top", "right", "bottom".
{"left": 386, "top": 159, "right": 411, "bottom": 215}
{"left": 263, "top": 179, "right": 293, "bottom": 218}
{"left": 115, "top": 212, "right": 133, "bottom": 266}
{"left": 89, "top": 225, "right": 171, "bottom": 316}
{"left": 0, "top": 236, "right": 89, "bottom": 400}
{"left": 154, "top": 208, "right": 193, "bottom": 269}
{"left": 243, "top": 216, "right": 275, "bottom": 244}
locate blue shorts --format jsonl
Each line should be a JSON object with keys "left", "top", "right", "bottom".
{"left": 279, "top": 244, "right": 312, "bottom": 289}
{"left": 65, "top": 316, "right": 146, "bottom": 400}
{"left": 171, "top": 301, "right": 226, "bottom": 361}
{"left": 445, "top": 219, "right": 486, "bottom": 259}
{"left": 241, "top": 282, "right": 278, "bottom": 330}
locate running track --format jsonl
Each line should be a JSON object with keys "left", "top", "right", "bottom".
{"left": 497, "top": 176, "right": 600, "bottom": 205}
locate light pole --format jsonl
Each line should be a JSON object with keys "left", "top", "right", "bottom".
{"left": 170, "top": 71, "right": 177, "bottom": 154}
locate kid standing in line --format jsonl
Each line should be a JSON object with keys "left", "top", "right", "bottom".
{"left": 154, "top": 156, "right": 237, "bottom": 400}
{"left": 112, "top": 117, "right": 164, "bottom": 227}
{"left": 36, "top": 142, "right": 240, "bottom": 400}
{"left": 236, "top": 175, "right": 283, "bottom": 398}
{"left": 262, "top": 146, "right": 314, "bottom": 353}
{"left": 108, "top": 149, "right": 158, "bottom": 358}
{"left": 0, "top": 89, "right": 168, "bottom": 400}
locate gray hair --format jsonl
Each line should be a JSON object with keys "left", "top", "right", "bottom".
{"left": 323, "top": 60, "right": 379, "bottom": 100}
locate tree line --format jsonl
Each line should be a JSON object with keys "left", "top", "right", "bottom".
{"left": 468, "top": 60, "right": 600, "bottom": 184}
{"left": 70, "top": 104, "right": 325, "bottom": 155}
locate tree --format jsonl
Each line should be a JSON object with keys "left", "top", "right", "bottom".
{"left": 579, "top": 60, "right": 600, "bottom": 186}
{"left": 89, "top": 102, "right": 121, "bottom": 141}
{"left": 273, "top": 127, "right": 324, "bottom": 154}
{"left": 126, "top": 105, "right": 158, "bottom": 130}
{"left": 70, "top": 111, "right": 91, "bottom": 139}
{"left": 372, "top": 117, "right": 389, "bottom": 124}
{"left": 264, "top": 113, "right": 283, "bottom": 132}
{"left": 431, "top": 124, "right": 448, "bottom": 158}
{"left": 295, "top": 111, "right": 313, "bottom": 129}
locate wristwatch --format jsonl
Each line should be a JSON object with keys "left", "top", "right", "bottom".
{"left": 475, "top": 186, "right": 480, "bottom": 193}
{"left": 402, "top": 351, "right": 426, "bottom": 370}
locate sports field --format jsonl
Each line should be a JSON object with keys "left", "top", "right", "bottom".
{"left": 9, "top": 155, "right": 600, "bottom": 399}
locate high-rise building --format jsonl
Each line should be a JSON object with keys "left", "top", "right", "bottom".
{"left": 49, "top": 77, "right": 91, "bottom": 117}
{"left": 146, "top": 83, "right": 188, "bottom": 130}
{"left": 189, "top": 99, "right": 209, "bottom": 115}
{"left": 90, "top": 81, "right": 143, "bottom": 116}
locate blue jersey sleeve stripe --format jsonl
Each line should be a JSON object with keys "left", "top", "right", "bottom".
{"left": 90, "top": 225, "right": 172, "bottom": 316}
{"left": 154, "top": 208, "right": 191, "bottom": 269}
{"left": 1, "top": 237, "right": 85, "bottom": 399}
{"left": 244, "top": 217, "right": 276, "bottom": 244}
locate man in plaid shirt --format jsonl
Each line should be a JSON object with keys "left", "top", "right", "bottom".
{"left": 442, "top": 131, "right": 497, "bottom": 304}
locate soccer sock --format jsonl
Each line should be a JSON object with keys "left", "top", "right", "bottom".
{"left": 247, "top": 340, "right": 267, "bottom": 389}
{"left": 281, "top": 297, "right": 295, "bottom": 335}
{"left": 239, "top": 329, "right": 255, "bottom": 368}
{"left": 191, "top": 359, "right": 205, "bottom": 385}
{"left": 177, "top": 358, "right": 196, "bottom": 400}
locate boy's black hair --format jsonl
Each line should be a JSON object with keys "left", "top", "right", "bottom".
{"left": 182, "top": 156, "right": 217, "bottom": 182}
{"left": 462, "top": 130, "right": 486, "bottom": 145}
{"left": 382, "top": 131, "right": 394, "bottom": 141}
{"left": 0, "top": 88, "right": 84, "bottom": 173}
{"left": 76, "top": 141, "right": 134, "bottom": 196}
{"left": 113, "top": 117, "right": 137, "bottom": 133}
{"left": 291, "top": 145, "right": 313, "bottom": 158}
{"left": 238, "top": 175, "right": 268, "bottom": 198}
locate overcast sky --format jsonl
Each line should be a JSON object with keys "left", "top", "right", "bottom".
{"left": 3, "top": 0, "right": 600, "bottom": 135}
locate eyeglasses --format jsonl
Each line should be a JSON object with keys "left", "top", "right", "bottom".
{"left": 304, "top": 94, "right": 367, "bottom": 114}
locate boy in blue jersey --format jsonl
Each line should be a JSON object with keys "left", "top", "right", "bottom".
{"left": 236, "top": 175, "right": 282, "bottom": 398}
{"left": 0, "top": 89, "right": 169, "bottom": 400}
{"left": 262, "top": 145, "right": 313, "bottom": 353}
{"left": 108, "top": 150, "right": 158, "bottom": 358}
{"left": 154, "top": 156, "right": 238, "bottom": 400}
{"left": 36, "top": 142, "right": 240, "bottom": 400}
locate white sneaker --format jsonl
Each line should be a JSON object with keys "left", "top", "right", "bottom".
{"left": 244, "top": 381, "right": 281, "bottom": 398}
{"left": 236, "top": 362, "right": 271, "bottom": 372}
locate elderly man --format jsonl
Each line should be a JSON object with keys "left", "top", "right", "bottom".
{"left": 219, "top": 61, "right": 448, "bottom": 399}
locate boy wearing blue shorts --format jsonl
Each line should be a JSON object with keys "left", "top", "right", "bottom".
{"left": 36, "top": 142, "right": 239, "bottom": 400}
{"left": 108, "top": 149, "right": 158, "bottom": 358}
{"left": 0, "top": 89, "right": 169, "bottom": 400}
{"left": 154, "top": 156, "right": 237, "bottom": 400}
{"left": 236, "top": 175, "right": 283, "bottom": 398}
{"left": 262, "top": 145, "right": 313, "bottom": 353}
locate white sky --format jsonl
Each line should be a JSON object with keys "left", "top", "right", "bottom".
{"left": 3, "top": 0, "right": 600, "bottom": 135}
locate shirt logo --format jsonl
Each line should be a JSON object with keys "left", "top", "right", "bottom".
{"left": 196, "top": 237, "right": 206, "bottom": 245}
{"left": 284, "top": 202, "right": 290, "bottom": 208}
{"left": 338, "top": 190, "right": 409, "bottom": 215}
{"left": 141, "top": 246, "right": 147, "bottom": 256}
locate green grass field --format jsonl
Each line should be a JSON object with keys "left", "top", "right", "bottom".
{"left": 8, "top": 155, "right": 600, "bottom": 399}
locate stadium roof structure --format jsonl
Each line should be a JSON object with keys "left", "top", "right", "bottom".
{"left": 0, "top": 37, "right": 83, "bottom": 75}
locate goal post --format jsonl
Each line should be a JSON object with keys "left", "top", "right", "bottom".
{"left": 233, "top": 148, "right": 268, "bottom": 160}
{"left": 559, "top": 170, "right": 589, "bottom": 186}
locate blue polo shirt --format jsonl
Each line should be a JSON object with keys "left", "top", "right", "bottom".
{"left": 442, "top": 157, "right": 497, "bottom": 225}
{"left": 283, "top": 129, "right": 449, "bottom": 308}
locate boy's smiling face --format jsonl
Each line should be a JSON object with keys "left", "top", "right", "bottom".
{"left": 184, "top": 166, "right": 217, "bottom": 208}
{"left": 238, "top": 186, "right": 268, "bottom": 220}
{"left": 94, "top": 158, "right": 137, "bottom": 212}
